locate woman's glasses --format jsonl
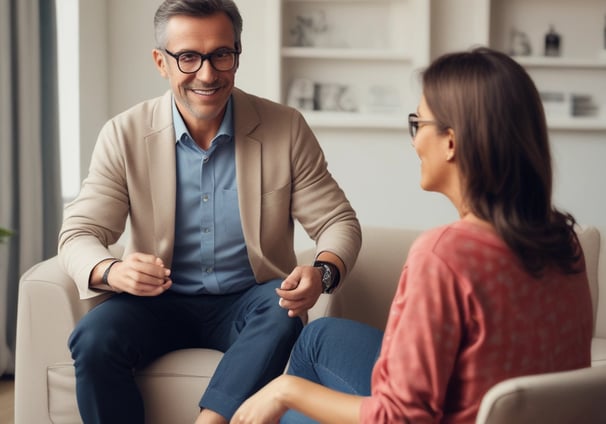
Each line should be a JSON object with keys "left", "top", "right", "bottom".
{"left": 408, "top": 113, "right": 439, "bottom": 139}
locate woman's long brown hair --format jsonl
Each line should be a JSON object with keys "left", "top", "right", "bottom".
{"left": 422, "top": 47, "right": 581, "bottom": 276}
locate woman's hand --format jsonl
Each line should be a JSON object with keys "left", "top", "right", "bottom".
{"left": 230, "top": 376, "right": 289, "bottom": 424}
{"left": 232, "top": 374, "right": 362, "bottom": 424}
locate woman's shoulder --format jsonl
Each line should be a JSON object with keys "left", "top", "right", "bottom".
{"left": 412, "top": 220, "right": 507, "bottom": 258}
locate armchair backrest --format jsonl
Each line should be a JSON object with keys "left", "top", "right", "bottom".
{"left": 302, "top": 225, "right": 602, "bottom": 334}
{"left": 325, "top": 226, "right": 421, "bottom": 330}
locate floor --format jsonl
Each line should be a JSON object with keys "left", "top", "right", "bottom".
{"left": 0, "top": 376, "right": 15, "bottom": 424}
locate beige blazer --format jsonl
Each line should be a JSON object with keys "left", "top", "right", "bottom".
{"left": 59, "top": 88, "right": 361, "bottom": 299}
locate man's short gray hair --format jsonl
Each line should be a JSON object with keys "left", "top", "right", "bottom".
{"left": 154, "top": 0, "right": 243, "bottom": 50}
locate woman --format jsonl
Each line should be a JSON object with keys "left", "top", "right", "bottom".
{"left": 230, "top": 47, "right": 593, "bottom": 424}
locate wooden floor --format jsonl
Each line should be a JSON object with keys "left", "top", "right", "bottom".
{"left": 0, "top": 376, "right": 15, "bottom": 424}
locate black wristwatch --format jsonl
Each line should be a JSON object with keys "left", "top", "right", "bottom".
{"left": 313, "top": 260, "right": 340, "bottom": 294}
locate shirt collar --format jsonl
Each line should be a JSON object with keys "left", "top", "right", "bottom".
{"left": 171, "top": 96, "right": 234, "bottom": 146}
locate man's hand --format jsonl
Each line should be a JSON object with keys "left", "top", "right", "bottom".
{"left": 276, "top": 265, "right": 323, "bottom": 318}
{"left": 94, "top": 253, "right": 171, "bottom": 296}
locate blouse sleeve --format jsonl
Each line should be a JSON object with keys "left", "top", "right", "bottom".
{"left": 360, "top": 245, "right": 467, "bottom": 423}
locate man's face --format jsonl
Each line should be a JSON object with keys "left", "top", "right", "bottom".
{"left": 153, "top": 12, "right": 238, "bottom": 131}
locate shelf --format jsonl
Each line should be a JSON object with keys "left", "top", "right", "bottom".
{"left": 279, "top": 0, "right": 430, "bottom": 130}
{"left": 299, "top": 112, "right": 606, "bottom": 131}
{"left": 513, "top": 56, "right": 606, "bottom": 69}
{"left": 300, "top": 111, "right": 406, "bottom": 129}
{"left": 546, "top": 116, "right": 606, "bottom": 131}
{"left": 285, "top": 0, "right": 396, "bottom": 3}
{"left": 281, "top": 47, "right": 411, "bottom": 61}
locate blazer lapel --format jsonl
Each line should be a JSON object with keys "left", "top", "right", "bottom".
{"left": 146, "top": 91, "right": 177, "bottom": 263}
{"left": 233, "top": 89, "right": 262, "bottom": 259}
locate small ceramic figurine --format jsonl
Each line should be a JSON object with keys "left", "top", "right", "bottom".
{"left": 289, "top": 10, "right": 329, "bottom": 47}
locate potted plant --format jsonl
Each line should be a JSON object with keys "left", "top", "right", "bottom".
{"left": 0, "top": 227, "right": 13, "bottom": 243}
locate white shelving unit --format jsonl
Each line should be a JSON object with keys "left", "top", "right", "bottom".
{"left": 513, "top": 56, "right": 606, "bottom": 131}
{"left": 295, "top": 110, "right": 412, "bottom": 129}
{"left": 271, "top": 0, "right": 605, "bottom": 132}
{"left": 489, "top": 0, "right": 606, "bottom": 132}
{"left": 281, "top": 47, "right": 413, "bottom": 62}
{"left": 513, "top": 56, "right": 606, "bottom": 70}
{"left": 275, "top": 0, "right": 430, "bottom": 129}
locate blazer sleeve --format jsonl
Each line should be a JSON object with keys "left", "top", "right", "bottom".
{"left": 288, "top": 109, "right": 362, "bottom": 276}
{"left": 58, "top": 92, "right": 175, "bottom": 299}
{"left": 58, "top": 116, "right": 131, "bottom": 299}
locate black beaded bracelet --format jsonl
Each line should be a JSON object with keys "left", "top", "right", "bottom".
{"left": 101, "top": 259, "right": 122, "bottom": 287}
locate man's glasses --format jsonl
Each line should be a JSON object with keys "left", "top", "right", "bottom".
{"left": 164, "top": 48, "right": 241, "bottom": 73}
{"left": 408, "top": 113, "right": 439, "bottom": 139}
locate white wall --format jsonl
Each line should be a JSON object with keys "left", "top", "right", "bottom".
{"left": 74, "top": 0, "right": 606, "bottom": 245}
{"left": 57, "top": 0, "right": 81, "bottom": 199}
{"left": 78, "top": 0, "right": 109, "bottom": 186}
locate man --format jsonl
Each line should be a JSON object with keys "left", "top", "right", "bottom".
{"left": 58, "top": 1, "right": 361, "bottom": 423}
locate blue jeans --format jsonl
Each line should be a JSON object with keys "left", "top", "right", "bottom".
{"left": 281, "top": 317, "right": 384, "bottom": 424}
{"left": 68, "top": 279, "right": 303, "bottom": 423}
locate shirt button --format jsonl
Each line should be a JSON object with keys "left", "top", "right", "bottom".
{"left": 202, "top": 156, "right": 209, "bottom": 163}
{"left": 203, "top": 228, "right": 211, "bottom": 233}
{"left": 205, "top": 267, "right": 213, "bottom": 273}
{"left": 202, "top": 194, "right": 209, "bottom": 202}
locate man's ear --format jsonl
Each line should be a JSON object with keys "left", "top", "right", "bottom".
{"left": 152, "top": 49, "right": 169, "bottom": 79}
{"left": 234, "top": 41, "right": 241, "bottom": 71}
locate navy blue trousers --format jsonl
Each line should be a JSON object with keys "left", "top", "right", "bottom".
{"left": 68, "top": 279, "right": 303, "bottom": 423}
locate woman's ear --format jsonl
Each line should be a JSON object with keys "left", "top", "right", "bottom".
{"left": 446, "top": 128, "right": 456, "bottom": 161}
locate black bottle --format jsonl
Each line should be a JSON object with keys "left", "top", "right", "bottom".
{"left": 545, "top": 25, "right": 561, "bottom": 57}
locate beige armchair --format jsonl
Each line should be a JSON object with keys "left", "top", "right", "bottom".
{"left": 15, "top": 226, "right": 606, "bottom": 423}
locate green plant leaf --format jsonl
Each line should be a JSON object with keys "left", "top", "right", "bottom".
{"left": 0, "top": 227, "right": 13, "bottom": 243}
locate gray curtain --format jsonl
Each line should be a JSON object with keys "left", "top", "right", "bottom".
{"left": 0, "top": 0, "right": 62, "bottom": 375}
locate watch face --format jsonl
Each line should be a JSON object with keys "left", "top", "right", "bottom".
{"left": 319, "top": 264, "right": 333, "bottom": 293}
{"left": 322, "top": 267, "right": 330, "bottom": 283}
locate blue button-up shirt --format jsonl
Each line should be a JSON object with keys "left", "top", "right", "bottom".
{"left": 170, "top": 97, "right": 256, "bottom": 294}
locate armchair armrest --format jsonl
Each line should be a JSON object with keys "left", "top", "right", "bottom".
{"left": 15, "top": 255, "right": 111, "bottom": 424}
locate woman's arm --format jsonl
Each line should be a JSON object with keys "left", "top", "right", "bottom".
{"left": 231, "top": 374, "right": 363, "bottom": 424}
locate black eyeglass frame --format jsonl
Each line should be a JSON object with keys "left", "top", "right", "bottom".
{"left": 163, "top": 47, "right": 241, "bottom": 73}
{"left": 408, "top": 113, "right": 439, "bottom": 139}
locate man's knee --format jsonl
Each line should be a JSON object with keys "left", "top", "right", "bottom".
{"left": 69, "top": 315, "right": 126, "bottom": 366}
